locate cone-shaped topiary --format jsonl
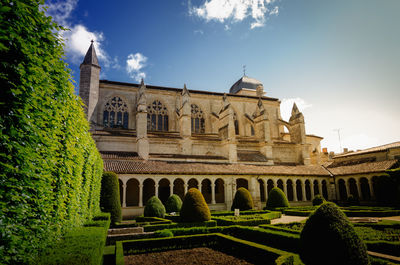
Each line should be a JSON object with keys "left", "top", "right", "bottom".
{"left": 180, "top": 188, "right": 211, "bottom": 222}
{"left": 165, "top": 194, "right": 183, "bottom": 213}
{"left": 100, "top": 171, "right": 122, "bottom": 224}
{"left": 312, "top": 194, "right": 325, "bottom": 206}
{"left": 300, "top": 202, "right": 369, "bottom": 265}
{"left": 144, "top": 196, "right": 166, "bottom": 218}
{"left": 231, "top": 187, "right": 254, "bottom": 211}
{"left": 266, "top": 187, "right": 289, "bottom": 209}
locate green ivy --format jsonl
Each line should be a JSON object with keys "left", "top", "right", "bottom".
{"left": 0, "top": 1, "right": 103, "bottom": 263}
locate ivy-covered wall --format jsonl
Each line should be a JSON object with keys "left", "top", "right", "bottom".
{"left": 0, "top": 1, "right": 103, "bottom": 264}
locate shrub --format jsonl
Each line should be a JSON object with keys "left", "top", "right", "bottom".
{"left": 165, "top": 194, "right": 183, "bottom": 213}
{"left": 100, "top": 172, "right": 122, "bottom": 224}
{"left": 266, "top": 188, "right": 290, "bottom": 209}
{"left": 144, "top": 196, "right": 166, "bottom": 218}
{"left": 231, "top": 187, "right": 254, "bottom": 211}
{"left": 180, "top": 188, "right": 211, "bottom": 222}
{"left": 347, "top": 194, "right": 360, "bottom": 206}
{"left": 312, "top": 194, "right": 325, "bottom": 206}
{"left": 300, "top": 202, "right": 369, "bottom": 265}
{"left": 155, "top": 229, "right": 174, "bottom": 238}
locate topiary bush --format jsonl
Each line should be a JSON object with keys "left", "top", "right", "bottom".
{"left": 312, "top": 194, "right": 325, "bottom": 206}
{"left": 231, "top": 187, "right": 254, "bottom": 211}
{"left": 144, "top": 196, "right": 166, "bottom": 218}
{"left": 165, "top": 194, "right": 183, "bottom": 213}
{"left": 100, "top": 172, "right": 122, "bottom": 224}
{"left": 347, "top": 194, "right": 360, "bottom": 206}
{"left": 266, "top": 187, "right": 290, "bottom": 209}
{"left": 300, "top": 202, "right": 369, "bottom": 265}
{"left": 180, "top": 188, "right": 211, "bottom": 222}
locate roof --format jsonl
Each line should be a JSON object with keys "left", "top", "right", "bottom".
{"left": 237, "top": 151, "right": 268, "bottom": 162}
{"left": 334, "top": 141, "right": 400, "bottom": 158}
{"left": 328, "top": 160, "right": 398, "bottom": 176}
{"left": 81, "top": 42, "right": 100, "bottom": 67}
{"left": 229, "top": 76, "right": 263, "bottom": 94}
{"left": 99, "top": 80, "right": 279, "bottom": 101}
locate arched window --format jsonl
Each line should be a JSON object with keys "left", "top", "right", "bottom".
{"left": 103, "top": 96, "right": 129, "bottom": 128}
{"left": 191, "top": 104, "right": 205, "bottom": 133}
{"left": 147, "top": 100, "right": 168, "bottom": 131}
{"left": 233, "top": 112, "right": 239, "bottom": 135}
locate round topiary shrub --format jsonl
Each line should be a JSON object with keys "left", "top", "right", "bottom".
{"left": 300, "top": 202, "right": 369, "bottom": 265}
{"left": 165, "top": 194, "right": 183, "bottom": 213}
{"left": 180, "top": 188, "right": 211, "bottom": 222}
{"left": 266, "top": 187, "right": 289, "bottom": 209}
{"left": 144, "top": 196, "right": 166, "bottom": 218}
{"left": 100, "top": 171, "right": 122, "bottom": 224}
{"left": 312, "top": 194, "right": 325, "bottom": 206}
{"left": 231, "top": 187, "right": 254, "bottom": 211}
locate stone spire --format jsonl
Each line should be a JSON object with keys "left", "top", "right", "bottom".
{"left": 290, "top": 102, "right": 304, "bottom": 123}
{"left": 81, "top": 40, "right": 100, "bottom": 68}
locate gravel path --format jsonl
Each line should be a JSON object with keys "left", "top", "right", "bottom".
{"left": 270, "top": 214, "right": 307, "bottom": 224}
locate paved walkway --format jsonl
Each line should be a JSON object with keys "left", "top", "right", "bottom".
{"left": 270, "top": 214, "right": 307, "bottom": 224}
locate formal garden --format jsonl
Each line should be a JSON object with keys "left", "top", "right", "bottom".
{"left": 1, "top": 1, "right": 400, "bottom": 265}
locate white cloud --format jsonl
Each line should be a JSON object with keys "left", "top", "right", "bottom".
{"left": 280, "top": 98, "right": 312, "bottom": 121}
{"left": 194, "top": 29, "right": 204, "bottom": 35}
{"left": 45, "top": 0, "right": 77, "bottom": 26}
{"left": 190, "top": 0, "right": 278, "bottom": 29}
{"left": 126, "top": 53, "right": 148, "bottom": 82}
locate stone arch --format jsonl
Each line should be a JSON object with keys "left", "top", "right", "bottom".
{"left": 173, "top": 178, "right": 185, "bottom": 199}
{"left": 296, "top": 179, "right": 303, "bottom": 201}
{"left": 313, "top": 180, "right": 320, "bottom": 195}
{"left": 338, "top": 179, "right": 347, "bottom": 201}
{"left": 142, "top": 178, "right": 155, "bottom": 205}
{"left": 118, "top": 179, "right": 123, "bottom": 206}
{"left": 103, "top": 96, "right": 129, "bottom": 128}
{"left": 236, "top": 178, "right": 248, "bottom": 190}
{"left": 126, "top": 178, "right": 139, "bottom": 206}
{"left": 348, "top": 178, "right": 359, "bottom": 198}
{"left": 305, "top": 179, "right": 312, "bottom": 201}
{"left": 215, "top": 178, "right": 225, "bottom": 203}
{"left": 286, "top": 179, "right": 294, "bottom": 201}
{"left": 258, "top": 179, "right": 266, "bottom": 202}
{"left": 147, "top": 100, "right": 169, "bottom": 131}
{"left": 158, "top": 178, "right": 170, "bottom": 204}
{"left": 267, "top": 179, "right": 274, "bottom": 195}
{"left": 201, "top": 179, "right": 212, "bottom": 203}
{"left": 188, "top": 178, "right": 198, "bottom": 189}
{"left": 360, "top": 177, "right": 371, "bottom": 201}
{"left": 277, "top": 179, "right": 284, "bottom": 191}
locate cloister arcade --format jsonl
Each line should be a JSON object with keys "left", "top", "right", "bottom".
{"left": 335, "top": 176, "right": 376, "bottom": 201}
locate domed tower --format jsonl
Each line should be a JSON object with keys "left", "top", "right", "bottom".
{"left": 229, "top": 76, "right": 264, "bottom": 97}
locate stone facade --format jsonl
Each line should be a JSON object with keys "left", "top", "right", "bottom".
{"left": 79, "top": 44, "right": 398, "bottom": 217}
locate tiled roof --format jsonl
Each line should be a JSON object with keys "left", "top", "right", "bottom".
{"left": 237, "top": 151, "right": 268, "bottom": 162}
{"left": 101, "top": 151, "right": 139, "bottom": 160}
{"left": 334, "top": 141, "right": 400, "bottom": 158}
{"left": 328, "top": 160, "right": 398, "bottom": 176}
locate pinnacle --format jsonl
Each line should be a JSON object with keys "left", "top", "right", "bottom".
{"left": 81, "top": 41, "right": 100, "bottom": 67}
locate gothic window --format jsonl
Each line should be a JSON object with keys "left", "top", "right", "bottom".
{"left": 147, "top": 100, "right": 169, "bottom": 131}
{"left": 191, "top": 104, "right": 205, "bottom": 133}
{"left": 234, "top": 112, "right": 239, "bottom": 135}
{"left": 103, "top": 96, "right": 129, "bottom": 128}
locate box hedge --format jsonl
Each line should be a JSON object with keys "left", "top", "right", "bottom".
{"left": 0, "top": 1, "right": 103, "bottom": 263}
{"left": 231, "top": 187, "right": 254, "bottom": 211}
{"left": 266, "top": 187, "right": 290, "bottom": 209}
{"left": 144, "top": 196, "right": 166, "bottom": 218}
{"left": 165, "top": 194, "right": 183, "bottom": 213}
{"left": 100, "top": 172, "right": 122, "bottom": 224}
{"left": 180, "top": 188, "right": 211, "bottom": 222}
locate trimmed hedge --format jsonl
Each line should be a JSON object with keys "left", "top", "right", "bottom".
{"left": 144, "top": 196, "right": 166, "bottom": 218}
{"left": 165, "top": 194, "right": 183, "bottom": 213}
{"left": 231, "top": 187, "right": 254, "bottom": 211}
{"left": 266, "top": 187, "right": 290, "bottom": 209}
{"left": 180, "top": 188, "right": 211, "bottom": 222}
{"left": 0, "top": 2, "right": 103, "bottom": 263}
{"left": 143, "top": 220, "right": 217, "bottom": 232}
{"left": 100, "top": 172, "right": 122, "bottom": 224}
{"left": 300, "top": 202, "right": 369, "bottom": 265}
{"left": 212, "top": 212, "right": 281, "bottom": 226}
{"left": 135, "top": 216, "right": 172, "bottom": 223}
{"left": 37, "top": 213, "right": 110, "bottom": 265}
{"left": 365, "top": 241, "right": 400, "bottom": 257}
{"left": 312, "top": 195, "right": 325, "bottom": 206}
{"left": 211, "top": 209, "right": 273, "bottom": 216}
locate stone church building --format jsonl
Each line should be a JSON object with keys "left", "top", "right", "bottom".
{"left": 79, "top": 43, "right": 398, "bottom": 217}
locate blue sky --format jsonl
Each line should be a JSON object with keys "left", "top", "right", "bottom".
{"left": 45, "top": 0, "right": 400, "bottom": 153}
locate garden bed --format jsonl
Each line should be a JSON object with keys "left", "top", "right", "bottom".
{"left": 212, "top": 212, "right": 281, "bottom": 226}
{"left": 281, "top": 206, "right": 400, "bottom": 217}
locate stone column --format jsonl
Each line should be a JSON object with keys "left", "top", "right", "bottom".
{"left": 310, "top": 181, "right": 315, "bottom": 200}
{"left": 184, "top": 183, "right": 188, "bottom": 194}
{"left": 122, "top": 181, "right": 127, "bottom": 207}
{"left": 356, "top": 178, "right": 363, "bottom": 200}
{"left": 346, "top": 180, "right": 351, "bottom": 198}
{"left": 139, "top": 184, "right": 143, "bottom": 207}
{"left": 283, "top": 182, "right": 288, "bottom": 198}
{"left": 368, "top": 178, "right": 375, "bottom": 200}
{"left": 301, "top": 180, "right": 306, "bottom": 201}
{"left": 170, "top": 181, "right": 174, "bottom": 196}
{"left": 293, "top": 182, "right": 298, "bottom": 202}
{"left": 211, "top": 182, "right": 216, "bottom": 204}
{"left": 318, "top": 181, "right": 322, "bottom": 196}
{"left": 264, "top": 180, "right": 268, "bottom": 202}
{"left": 335, "top": 180, "right": 341, "bottom": 201}
{"left": 155, "top": 183, "right": 159, "bottom": 198}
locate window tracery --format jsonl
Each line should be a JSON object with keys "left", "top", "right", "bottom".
{"left": 191, "top": 104, "right": 205, "bottom": 133}
{"left": 147, "top": 100, "right": 169, "bottom": 131}
{"left": 103, "top": 96, "right": 129, "bottom": 128}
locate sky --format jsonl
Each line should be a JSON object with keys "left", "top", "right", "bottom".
{"left": 45, "top": 0, "right": 400, "bottom": 153}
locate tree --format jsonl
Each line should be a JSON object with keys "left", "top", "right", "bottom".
{"left": 180, "top": 188, "right": 211, "bottom": 222}
{"left": 144, "top": 196, "right": 166, "bottom": 218}
{"left": 231, "top": 187, "right": 254, "bottom": 211}
{"left": 100, "top": 172, "right": 122, "bottom": 224}
{"left": 266, "top": 187, "right": 290, "bottom": 208}
{"left": 165, "top": 194, "right": 183, "bottom": 213}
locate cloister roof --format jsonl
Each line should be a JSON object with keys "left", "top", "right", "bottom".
{"left": 328, "top": 160, "right": 398, "bottom": 176}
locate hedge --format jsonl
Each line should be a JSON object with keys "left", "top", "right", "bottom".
{"left": 36, "top": 213, "right": 110, "bottom": 265}
{"left": 135, "top": 216, "right": 172, "bottom": 223}
{"left": 231, "top": 187, "right": 254, "bottom": 211}
{"left": 365, "top": 241, "right": 400, "bottom": 257}
{"left": 116, "top": 233, "right": 302, "bottom": 265}
{"left": 100, "top": 172, "right": 122, "bottom": 224}
{"left": 143, "top": 196, "right": 166, "bottom": 218}
{"left": 0, "top": 1, "right": 103, "bottom": 263}
{"left": 212, "top": 212, "right": 281, "bottom": 226}
{"left": 211, "top": 209, "right": 274, "bottom": 216}
{"left": 180, "top": 188, "right": 211, "bottom": 222}
{"left": 143, "top": 220, "right": 217, "bottom": 232}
